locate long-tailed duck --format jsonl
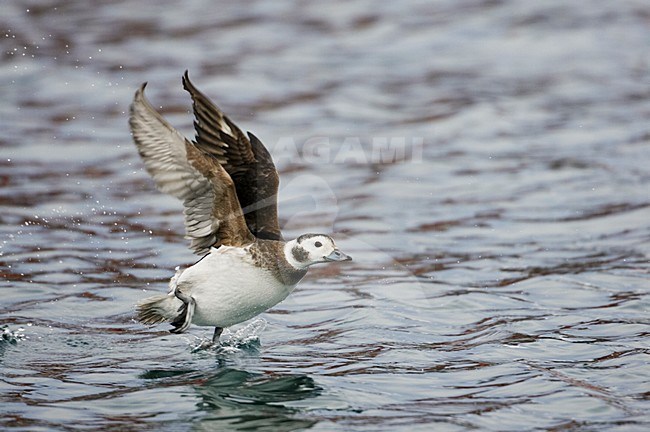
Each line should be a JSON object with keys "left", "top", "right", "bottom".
{"left": 130, "top": 71, "right": 351, "bottom": 344}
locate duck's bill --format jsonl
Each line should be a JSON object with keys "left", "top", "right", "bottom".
{"left": 324, "top": 250, "right": 352, "bottom": 262}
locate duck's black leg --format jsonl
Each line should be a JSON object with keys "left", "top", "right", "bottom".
{"left": 170, "top": 290, "right": 195, "bottom": 334}
{"left": 212, "top": 327, "right": 223, "bottom": 344}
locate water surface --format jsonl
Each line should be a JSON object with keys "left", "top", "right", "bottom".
{"left": 1, "top": 0, "right": 649, "bottom": 430}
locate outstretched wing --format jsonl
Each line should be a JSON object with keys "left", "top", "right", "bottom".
{"left": 129, "top": 83, "right": 254, "bottom": 255}
{"left": 182, "top": 71, "right": 283, "bottom": 241}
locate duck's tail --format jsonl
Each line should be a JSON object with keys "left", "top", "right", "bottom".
{"left": 136, "top": 294, "right": 181, "bottom": 325}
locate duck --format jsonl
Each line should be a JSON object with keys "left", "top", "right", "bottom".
{"left": 129, "top": 71, "right": 351, "bottom": 344}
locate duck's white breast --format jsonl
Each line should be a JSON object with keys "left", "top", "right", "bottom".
{"left": 175, "top": 246, "right": 295, "bottom": 328}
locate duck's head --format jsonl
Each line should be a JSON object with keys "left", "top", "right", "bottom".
{"left": 285, "top": 234, "right": 352, "bottom": 269}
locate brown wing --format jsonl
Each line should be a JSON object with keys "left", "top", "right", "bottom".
{"left": 181, "top": 71, "right": 283, "bottom": 241}
{"left": 129, "top": 83, "right": 254, "bottom": 255}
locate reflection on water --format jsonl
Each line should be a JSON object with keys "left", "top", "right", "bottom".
{"left": 2, "top": 0, "right": 650, "bottom": 430}
{"left": 194, "top": 368, "right": 321, "bottom": 431}
{"left": 137, "top": 366, "right": 321, "bottom": 431}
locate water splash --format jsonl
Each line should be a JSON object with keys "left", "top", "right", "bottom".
{"left": 190, "top": 319, "right": 267, "bottom": 353}
{"left": 1, "top": 325, "right": 26, "bottom": 345}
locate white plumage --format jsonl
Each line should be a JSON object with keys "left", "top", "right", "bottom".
{"left": 140, "top": 246, "right": 296, "bottom": 329}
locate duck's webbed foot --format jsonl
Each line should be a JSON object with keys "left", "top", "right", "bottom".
{"left": 170, "top": 290, "right": 195, "bottom": 334}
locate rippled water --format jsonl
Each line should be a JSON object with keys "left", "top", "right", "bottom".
{"left": 2, "top": 0, "right": 650, "bottom": 430}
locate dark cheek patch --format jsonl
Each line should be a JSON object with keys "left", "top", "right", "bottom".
{"left": 292, "top": 245, "right": 309, "bottom": 263}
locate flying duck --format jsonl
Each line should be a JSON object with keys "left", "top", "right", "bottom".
{"left": 130, "top": 71, "right": 351, "bottom": 344}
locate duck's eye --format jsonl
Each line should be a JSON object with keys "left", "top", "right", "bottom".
{"left": 314, "top": 241, "right": 322, "bottom": 248}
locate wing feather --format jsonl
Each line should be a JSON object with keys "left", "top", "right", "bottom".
{"left": 129, "top": 83, "right": 254, "bottom": 254}
{"left": 182, "top": 71, "right": 284, "bottom": 241}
